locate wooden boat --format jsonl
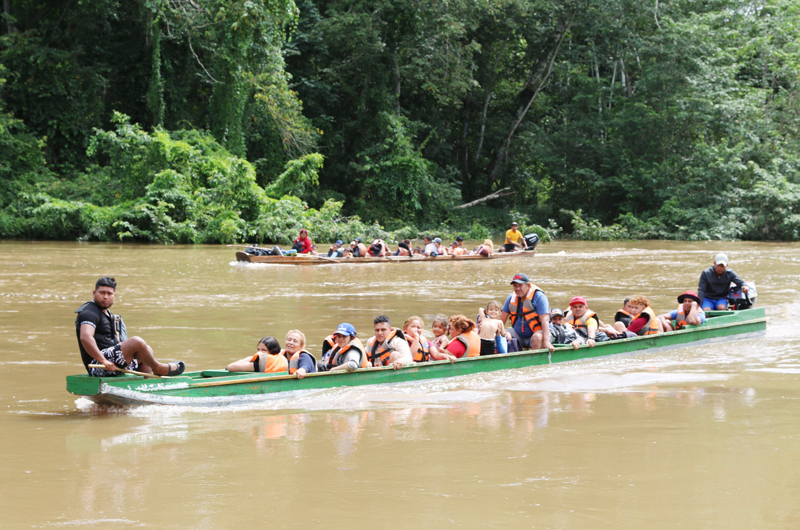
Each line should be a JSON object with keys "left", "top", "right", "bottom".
{"left": 235, "top": 249, "right": 536, "bottom": 264}
{"left": 66, "top": 308, "right": 766, "bottom": 407}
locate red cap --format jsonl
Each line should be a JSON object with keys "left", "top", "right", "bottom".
{"left": 569, "top": 296, "right": 587, "bottom": 307}
{"left": 677, "top": 290, "right": 701, "bottom": 304}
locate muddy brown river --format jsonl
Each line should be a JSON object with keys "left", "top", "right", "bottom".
{"left": 1, "top": 239, "right": 798, "bottom": 528}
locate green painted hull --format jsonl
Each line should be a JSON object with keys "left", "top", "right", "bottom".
{"left": 66, "top": 308, "right": 766, "bottom": 407}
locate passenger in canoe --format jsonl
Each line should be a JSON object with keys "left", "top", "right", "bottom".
{"left": 611, "top": 294, "right": 661, "bottom": 337}
{"left": 433, "top": 238, "right": 448, "bottom": 256}
{"left": 470, "top": 239, "right": 493, "bottom": 257}
{"left": 499, "top": 273, "right": 555, "bottom": 352}
{"left": 698, "top": 252, "right": 749, "bottom": 310}
{"left": 347, "top": 239, "right": 368, "bottom": 258}
{"left": 431, "top": 315, "right": 450, "bottom": 350}
{"left": 366, "top": 316, "right": 414, "bottom": 369}
{"left": 283, "top": 329, "right": 317, "bottom": 378}
{"left": 327, "top": 240, "right": 345, "bottom": 258}
{"left": 292, "top": 228, "right": 313, "bottom": 254}
{"left": 395, "top": 239, "right": 412, "bottom": 256}
{"left": 226, "top": 336, "right": 287, "bottom": 373}
{"left": 565, "top": 296, "right": 609, "bottom": 347}
{"left": 657, "top": 291, "right": 706, "bottom": 332}
{"left": 403, "top": 316, "right": 456, "bottom": 362}
{"left": 477, "top": 301, "right": 511, "bottom": 355}
{"left": 317, "top": 323, "right": 368, "bottom": 372}
{"left": 549, "top": 308, "right": 581, "bottom": 348}
{"left": 449, "top": 241, "right": 467, "bottom": 256}
{"left": 75, "top": 276, "right": 185, "bottom": 377}
{"left": 368, "top": 239, "right": 390, "bottom": 257}
{"left": 613, "top": 297, "right": 634, "bottom": 328}
{"left": 422, "top": 236, "right": 439, "bottom": 257}
{"left": 445, "top": 315, "right": 482, "bottom": 358}
{"left": 498, "top": 221, "right": 528, "bottom": 253}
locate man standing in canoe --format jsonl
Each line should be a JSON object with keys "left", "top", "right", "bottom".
{"left": 499, "top": 273, "right": 555, "bottom": 352}
{"left": 75, "top": 277, "right": 185, "bottom": 377}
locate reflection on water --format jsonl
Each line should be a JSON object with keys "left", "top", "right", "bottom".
{"left": 1, "top": 240, "right": 799, "bottom": 529}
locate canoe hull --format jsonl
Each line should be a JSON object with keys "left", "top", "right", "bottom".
{"left": 235, "top": 250, "right": 536, "bottom": 265}
{"left": 67, "top": 308, "right": 767, "bottom": 407}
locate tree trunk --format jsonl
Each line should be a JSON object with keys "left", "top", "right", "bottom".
{"left": 474, "top": 41, "right": 507, "bottom": 165}
{"left": 487, "top": 7, "right": 577, "bottom": 182}
{"left": 4, "top": 0, "right": 13, "bottom": 35}
{"left": 454, "top": 187, "right": 513, "bottom": 209}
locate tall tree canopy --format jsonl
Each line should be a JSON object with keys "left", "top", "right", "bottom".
{"left": 1, "top": 0, "right": 799, "bottom": 241}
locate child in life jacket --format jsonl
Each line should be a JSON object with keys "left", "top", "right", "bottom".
{"left": 226, "top": 336, "right": 288, "bottom": 373}
{"left": 549, "top": 308, "right": 581, "bottom": 349}
{"left": 477, "top": 301, "right": 512, "bottom": 355}
{"left": 431, "top": 315, "right": 450, "bottom": 350}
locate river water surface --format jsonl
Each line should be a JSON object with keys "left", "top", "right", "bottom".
{"left": 1, "top": 240, "right": 798, "bottom": 528}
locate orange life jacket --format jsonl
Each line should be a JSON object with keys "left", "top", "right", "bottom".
{"left": 287, "top": 350, "right": 317, "bottom": 375}
{"left": 566, "top": 310, "right": 600, "bottom": 335}
{"left": 321, "top": 336, "right": 337, "bottom": 365}
{"left": 249, "top": 352, "right": 289, "bottom": 373}
{"left": 636, "top": 307, "right": 660, "bottom": 336}
{"left": 674, "top": 305, "right": 704, "bottom": 330}
{"left": 325, "top": 336, "right": 367, "bottom": 369}
{"left": 508, "top": 284, "right": 544, "bottom": 334}
{"left": 407, "top": 334, "right": 431, "bottom": 362}
{"left": 453, "top": 330, "right": 482, "bottom": 358}
{"left": 366, "top": 328, "right": 408, "bottom": 366}
{"left": 615, "top": 309, "right": 633, "bottom": 327}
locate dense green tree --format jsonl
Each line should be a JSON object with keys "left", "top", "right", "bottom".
{"left": 1, "top": 0, "right": 799, "bottom": 241}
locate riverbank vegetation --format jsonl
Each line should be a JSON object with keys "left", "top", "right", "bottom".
{"left": 1, "top": 0, "right": 799, "bottom": 242}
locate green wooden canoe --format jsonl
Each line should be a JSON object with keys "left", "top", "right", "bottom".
{"left": 66, "top": 308, "right": 766, "bottom": 407}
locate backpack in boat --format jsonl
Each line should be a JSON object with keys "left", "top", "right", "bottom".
{"left": 728, "top": 281, "right": 757, "bottom": 310}
{"left": 572, "top": 325, "right": 610, "bottom": 343}
{"left": 245, "top": 246, "right": 272, "bottom": 256}
{"left": 523, "top": 233, "right": 539, "bottom": 251}
{"left": 550, "top": 323, "right": 578, "bottom": 345}
{"left": 74, "top": 302, "right": 128, "bottom": 343}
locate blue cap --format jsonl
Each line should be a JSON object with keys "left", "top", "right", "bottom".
{"left": 334, "top": 323, "right": 356, "bottom": 337}
{"left": 433, "top": 237, "right": 442, "bottom": 244}
{"left": 355, "top": 237, "right": 362, "bottom": 243}
{"left": 335, "top": 240, "right": 343, "bottom": 246}
{"left": 510, "top": 273, "right": 530, "bottom": 284}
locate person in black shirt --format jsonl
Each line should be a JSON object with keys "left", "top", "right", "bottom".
{"left": 75, "top": 277, "right": 185, "bottom": 377}
{"left": 697, "top": 253, "right": 749, "bottom": 310}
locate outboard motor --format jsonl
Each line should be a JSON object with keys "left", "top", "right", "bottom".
{"left": 523, "top": 233, "right": 539, "bottom": 251}
{"left": 728, "top": 281, "right": 757, "bottom": 310}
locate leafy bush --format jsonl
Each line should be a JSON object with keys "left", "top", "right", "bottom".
{"left": 564, "top": 209, "right": 630, "bottom": 241}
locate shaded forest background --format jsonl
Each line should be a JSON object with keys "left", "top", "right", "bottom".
{"left": 1, "top": 0, "right": 799, "bottom": 243}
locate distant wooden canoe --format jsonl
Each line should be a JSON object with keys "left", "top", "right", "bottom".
{"left": 235, "top": 250, "right": 536, "bottom": 265}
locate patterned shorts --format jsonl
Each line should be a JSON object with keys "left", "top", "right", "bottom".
{"left": 89, "top": 344, "right": 139, "bottom": 377}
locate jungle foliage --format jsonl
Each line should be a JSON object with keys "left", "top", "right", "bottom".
{"left": 1, "top": 0, "right": 799, "bottom": 242}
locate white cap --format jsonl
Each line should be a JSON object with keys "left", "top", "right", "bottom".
{"left": 714, "top": 252, "right": 728, "bottom": 266}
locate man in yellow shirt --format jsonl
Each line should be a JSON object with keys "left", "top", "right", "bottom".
{"left": 499, "top": 222, "right": 527, "bottom": 253}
